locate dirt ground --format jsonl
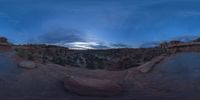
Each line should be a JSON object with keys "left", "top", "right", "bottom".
{"left": 0, "top": 51, "right": 200, "bottom": 100}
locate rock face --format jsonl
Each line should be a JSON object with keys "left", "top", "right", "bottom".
{"left": 127, "top": 53, "right": 200, "bottom": 99}
{"left": 18, "top": 61, "right": 36, "bottom": 69}
{"left": 64, "top": 75, "right": 123, "bottom": 96}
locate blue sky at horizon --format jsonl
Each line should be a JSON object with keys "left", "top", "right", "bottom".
{"left": 0, "top": 0, "right": 200, "bottom": 49}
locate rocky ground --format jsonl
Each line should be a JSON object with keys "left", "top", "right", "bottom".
{"left": 0, "top": 48, "right": 200, "bottom": 100}
{"left": 1, "top": 37, "right": 200, "bottom": 99}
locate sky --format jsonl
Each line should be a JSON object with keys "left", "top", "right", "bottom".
{"left": 0, "top": 0, "right": 200, "bottom": 49}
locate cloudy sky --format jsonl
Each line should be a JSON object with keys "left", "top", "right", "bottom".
{"left": 0, "top": 0, "right": 200, "bottom": 49}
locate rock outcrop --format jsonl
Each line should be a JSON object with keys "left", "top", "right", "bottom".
{"left": 0, "top": 37, "right": 9, "bottom": 46}
{"left": 64, "top": 75, "right": 123, "bottom": 96}
{"left": 137, "top": 54, "right": 166, "bottom": 73}
{"left": 0, "top": 37, "right": 8, "bottom": 42}
{"left": 0, "top": 37, "right": 11, "bottom": 51}
{"left": 126, "top": 53, "right": 200, "bottom": 99}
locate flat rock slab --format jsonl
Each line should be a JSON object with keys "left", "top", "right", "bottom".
{"left": 137, "top": 54, "right": 166, "bottom": 73}
{"left": 64, "top": 75, "right": 123, "bottom": 96}
{"left": 18, "top": 61, "right": 36, "bottom": 69}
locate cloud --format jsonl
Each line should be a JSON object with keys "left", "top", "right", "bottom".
{"left": 38, "top": 28, "right": 85, "bottom": 44}
{"left": 55, "top": 41, "right": 109, "bottom": 50}
{"left": 54, "top": 41, "right": 131, "bottom": 50}
{"left": 172, "top": 35, "right": 199, "bottom": 42}
{"left": 110, "top": 43, "right": 130, "bottom": 48}
{"left": 64, "top": 42, "right": 99, "bottom": 49}
{"left": 90, "top": 44, "right": 110, "bottom": 49}
{"left": 36, "top": 28, "right": 112, "bottom": 49}
{"left": 140, "top": 42, "right": 160, "bottom": 48}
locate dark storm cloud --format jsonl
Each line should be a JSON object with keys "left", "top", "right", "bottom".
{"left": 39, "top": 28, "right": 85, "bottom": 43}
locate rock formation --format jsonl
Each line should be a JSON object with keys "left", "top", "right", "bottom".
{"left": 137, "top": 54, "right": 166, "bottom": 73}
{"left": 1, "top": 37, "right": 200, "bottom": 99}
{"left": 0, "top": 37, "right": 7, "bottom": 43}
{"left": 0, "top": 37, "right": 9, "bottom": 45}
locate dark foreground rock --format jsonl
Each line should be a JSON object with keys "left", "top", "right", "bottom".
{"left": 64, "top": 75, "right": 123, "bottom": 96}
{"left": 1, "top": 51, "right": 200, "bottom": 100}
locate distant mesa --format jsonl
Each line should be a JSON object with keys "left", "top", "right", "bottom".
{"left": 0, "top": 37, "right": 11, "bottom": 51}
{"left": 0, "top": 37, "right": 9, "bottom": 46}
{"left": 193, "top": 37, "right": 200, "bottom": 42}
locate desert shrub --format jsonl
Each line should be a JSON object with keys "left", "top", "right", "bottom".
{"left": 50, "top": 57, "right": 66, "bottom": 66}
{"left": 15, "top": 49, "right": 34, "bottom": 60}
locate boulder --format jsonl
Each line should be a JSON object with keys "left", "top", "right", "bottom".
{"left": 64, "top": 75, "right": 123, "bottom": 96}
{"left": 18, "top": 61, "right": 36, "bottom": 69}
